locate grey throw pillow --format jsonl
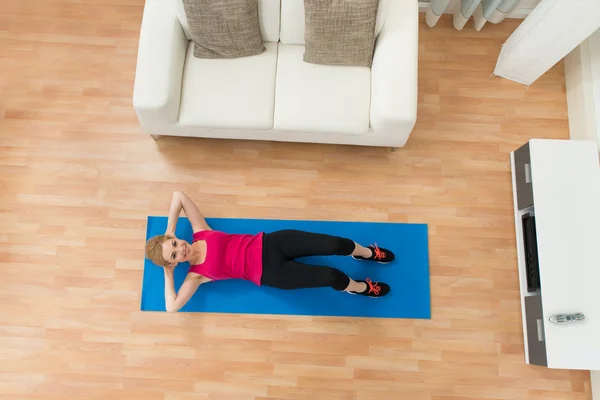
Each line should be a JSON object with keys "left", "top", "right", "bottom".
{"left": 182, "top": 0, "right": 265, "bottom": 59}
{"left": 303, "top": 0, "right": 380, "bottom": 67}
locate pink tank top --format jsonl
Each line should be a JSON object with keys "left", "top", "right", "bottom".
{"left": 188, "top": 230, "right": 264, "bottom": 286}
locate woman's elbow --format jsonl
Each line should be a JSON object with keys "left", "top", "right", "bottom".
{"left": 165, "top": 304, "right": 179, "bottom": 313}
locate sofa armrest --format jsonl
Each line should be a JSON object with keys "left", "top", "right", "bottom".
{"left": 133, "top": 0, "right": 188, "bottom": 132}
{"left": 370, "top": 0, "right": 419, "bottom": 147}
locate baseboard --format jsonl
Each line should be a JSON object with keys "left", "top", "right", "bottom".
{"left": 417, "top": 1, "right": 534, "bottom": 19}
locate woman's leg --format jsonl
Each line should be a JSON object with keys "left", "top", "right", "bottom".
{"left": 260, "top": 260, "right": 390, "bottom": 297}
{"left": 262, "top": 260, "right": 350, "bottom": 290}
{"left": 265, "top": 229, "right": 373, "bottom": 260}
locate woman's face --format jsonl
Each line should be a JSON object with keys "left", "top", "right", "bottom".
{"left": 161, "top": 237, "right": 192, "bottom": 267}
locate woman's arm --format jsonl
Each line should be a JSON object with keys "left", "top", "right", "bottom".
{"left": 164, "top": 270, "right": 212, "bottom": 313}
{"left": 165, "top": 191, "right": 212, "bottom": 235}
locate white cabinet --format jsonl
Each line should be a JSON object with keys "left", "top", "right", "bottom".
{"left": 510, "top": 139, "right": 600, "bottom": 369}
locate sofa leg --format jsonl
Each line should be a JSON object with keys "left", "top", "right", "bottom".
{"left": 150, "top": 134, "right": 160, "bottom": 141}
{"left": 390, "top": 147, "right": 398, "bottom": 152}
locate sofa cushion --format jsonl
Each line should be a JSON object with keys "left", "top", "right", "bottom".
{"left": 179, "top": 41, "right": 277, "bottom": 130}
{"left": 280, "top": 0, "right": 386, "bottom": 45}
{"left": 182, "top": 0, "right": 265, "bottom": 59}
{"left": 174, "top": 0, "right": 280, "bottom": 43}
{"left": 273, "top": 44, "right": 370, "bottom": 134}
{"left": 303, "top": 0, "right": 380, "bottom": 67}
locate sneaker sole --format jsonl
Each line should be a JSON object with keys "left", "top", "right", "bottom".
{"left": 351, "top": 256, "right": 393, "bottom": 264}
{"left": 345, "top": 290, "right": 389, "bottom": 298}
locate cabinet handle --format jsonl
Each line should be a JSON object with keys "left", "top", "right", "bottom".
{"left": 537, "top": 319, "right": 544, "bottom": 342}
{"left": 524, "top": 164, "right": 532, "bottom": 184}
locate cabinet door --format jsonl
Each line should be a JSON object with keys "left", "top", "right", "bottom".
{"left": 514, "top": 142, "right": 534, "bottom": 210}
{"left": 525, "top": 295, "right": 547, "bottom": 366}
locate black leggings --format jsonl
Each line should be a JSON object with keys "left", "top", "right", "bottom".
{"left": 260, "top": 229, "right": 355, "bottom": 291}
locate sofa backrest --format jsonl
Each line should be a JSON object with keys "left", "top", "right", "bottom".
{"left": 280, "top": 0, "right": 387, "bottom": 45}
{"left": 173, "top": 0, "right": 281, "bottom": 43}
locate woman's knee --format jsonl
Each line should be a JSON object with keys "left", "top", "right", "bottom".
{"left": 332, "top": 236, "right": 355, "bottom": 256}
{"left": 324, "top": 267, "right": 350, "bottom": 291}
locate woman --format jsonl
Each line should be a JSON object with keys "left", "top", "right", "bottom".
{"left": 145, "top": 191, "right": 395, "bottom": 312}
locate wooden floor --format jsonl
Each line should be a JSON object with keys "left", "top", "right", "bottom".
{"left": 0, "top": 1, "right": 591, "bottom": 399}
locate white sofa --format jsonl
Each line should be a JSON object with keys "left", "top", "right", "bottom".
{"left": 132, "top": 0, "right": 419, "bottom": 148}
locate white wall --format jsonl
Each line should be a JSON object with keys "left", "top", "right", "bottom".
{"left": 594, "top": 372, "right": 600, "bottom": 400}
{"left": 590, "top": 31, "right": 600, "bottom": 147}
{"left": 561, "top": 29, "right": 600, "bottom": 400}
{"left": 565, "top": 28, "right": 600, "bottom": 151}
{"left": 565, "top": 42, "right": 596, "bottom": 142}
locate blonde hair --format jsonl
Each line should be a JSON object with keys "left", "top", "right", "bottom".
{"left": 145, "top": 234, "right": 173, "bottom": 267}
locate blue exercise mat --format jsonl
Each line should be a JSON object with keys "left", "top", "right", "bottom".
{"left": 141, "top": 216, "right": 431, "bottom": 319}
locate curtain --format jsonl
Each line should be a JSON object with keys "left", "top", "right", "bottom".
{"left": 426, "top": 0, "right": 523, "bottom": 30}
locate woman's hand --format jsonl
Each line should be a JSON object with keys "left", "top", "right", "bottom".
{"left": 165, "top": 191, "right": 212, "bottom": 236}
{"left": 163, "top": 264, "right": 175, "bottom": 275}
